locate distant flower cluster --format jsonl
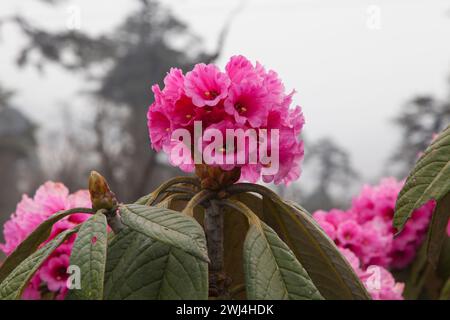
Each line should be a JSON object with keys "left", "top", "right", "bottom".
{"left": 0, "top": 182, "right": 91, "bottom": 300}
{"left": 313, "top": 177, "right": 436, "bottom": 300}
{"left": 147, "top": 55, "right": 305, "bottom": 185}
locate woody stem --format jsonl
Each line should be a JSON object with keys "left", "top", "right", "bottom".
{"left": 204, "top": 199, "right": 226, "bottom": 297}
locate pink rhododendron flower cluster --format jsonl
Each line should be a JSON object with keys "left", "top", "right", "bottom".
{"left": 0, "top": 182, "right": 91, "bottom": 300}
{"left": 339, "top": 248, "right": 404, "bottom": 300}
{"left": 313, "top": 177, "right": 437, "bottom": 300}
{"left": 147, "top": 55, "right": 305, "bottom": 185}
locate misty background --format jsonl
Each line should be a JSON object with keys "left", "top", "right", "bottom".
{"left": 0, "top": 0, "right": 450, "bottom": 238}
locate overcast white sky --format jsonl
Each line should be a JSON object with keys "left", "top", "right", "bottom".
{"left": 1, "top": 0, "right": 450, "bottom": 186}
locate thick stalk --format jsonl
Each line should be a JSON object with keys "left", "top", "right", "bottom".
{"left": 204, "top": 199, "right": 227, "bottom": 297}
{"left": 102, "top": 208, "right": 124, "bottom": 234}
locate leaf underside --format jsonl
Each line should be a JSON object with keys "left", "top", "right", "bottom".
{"left": 244, "top": 222, "right": 322, "bottom": 300}
{"left": 103, "top": 228, "right": 208, "bottom": 300}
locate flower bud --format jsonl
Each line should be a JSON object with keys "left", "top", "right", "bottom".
{"left": 88, "top": 171, "right": 118, "bottom": 211}
{"left": 195, "top": 164, "right": 241, "bottom": 190}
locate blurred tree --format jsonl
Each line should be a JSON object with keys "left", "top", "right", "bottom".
{"left": 390, "top": 88, "right": 450, "bottom": 178}
{"left": 3, "top": 0, "right": 235, "bottom": 201}
{"left": 303, "top": 137, "right": 359, "bottom": 211}
{"left": 0, "top": 84, "right": 41, "bottom": 225}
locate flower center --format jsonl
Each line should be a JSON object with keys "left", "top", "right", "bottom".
{"left": 262, "top": 161, "right": 272, "bottom": 168}
{"left": 56, "top": 266, "right": 67, "bottom": 281}
{"left": 186, "top": 114, "right": 192, "bottom": 119}
{"left": 235, "top": 102, "right": 247, "bottom": 114}
{"left": 204, "top": 90, "right": 219, "bottom": 100}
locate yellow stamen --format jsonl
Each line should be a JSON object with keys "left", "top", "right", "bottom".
{"left": 263, "top": 161, "right": 272, "bottom": 168}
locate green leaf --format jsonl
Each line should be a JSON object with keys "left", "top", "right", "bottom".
{"left": 394, "top": 126, "right": 450, "bottom": 266}
{"left": 0, "top": 208, "right": 92, "bottom": 283}
{"left": 440, "top": 278, "right": 450, "bottom": 300}
{"left": 103, "top": 227, "right": 208, "bottom": 300}
{"left": 67, "top": 211, "right": 108, "bottom": 300}
{"left": 438, "top": 237, "right": 450, "bottom": 280}
{"left": 0, "top": 227, "right": 79, "bottom": 300}
{"left": 230, "top": 184, "right": 370, "bottom": 300}
{"left": 282, "top": 200, "right": 371, "bottom": 300}
{"left": 119, "top": 204, "right": 209, "bottom": 262}
{"left": 221, "top": 193, "right": 264, "bottom": 299}
{"left": 134, "top": 176, "right": 199, "bottom": 206}
{"left": 243, "top": 221, "right": 322, "bottom": 300}
{"left": 394, "top": 125, "right": 450, "bottom": 231}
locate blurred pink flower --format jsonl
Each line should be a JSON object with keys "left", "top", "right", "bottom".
{"left": 40, "top": 254, "right": 70, "bottom": 292}
{"left": 0, "top": 182, "right": 91, "bottom": 300}
{"left": 312, "top": 177, "right": 441, "bottom": 300}
{"left": 361, "top": 266, "right": 404, "bottom": 300}
{"left": 336, "top": 220, "right": 362, "bottom": 246}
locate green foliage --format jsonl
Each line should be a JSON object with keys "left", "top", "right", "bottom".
{"left": 68, "top": 211, "right": 108, "bottom": 300}
{"left": 440, "top": 278, "right": 450, "bottom": 300}
{"left": 227, "top": 184, "right": 371, "bottom": 300}
{"left": 244, "top": 221, "right": 322, "bottom": 300}
{"left": 0, "top": 227, "right": 79, "bottom": 299}
{"left": 104, "top": 228, "right": 208, "bottom": 300}
{"left": 394, "top": 125, "right": 450, "bottom": 261}
{"left": 119, "top": 204, "right": 209, "bottom": 262}
{"left": 0, "top": 208, "right": 92, "bottom": 283}
{"left": 393, "top": 125, "right": 450, "bottom": 299}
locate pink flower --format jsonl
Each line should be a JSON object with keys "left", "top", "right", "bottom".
{"left": 389, "top": 244, "right": 417, "bottom": 269}
{"left": 339, "top": 247, "right": 404, "bottom": 300}
{"left": 147, "top": 56, "right": 305, "bottom": 185}
{"left": 255, "top": 62, "right": 285, "bottom": 104}
{"left": 225, "top": 55, "right": 261, "bottom": 84}
{"left": 224, "top": 83, "right": 270, "bottom": 127}
{"left": 361, "top": 266, "right": 404, "bottom": 300}
{"left": 163, "top": 139, "right": 195, "bottom": 173}
{"left": 184, "top": 63, "right": 230, "bottom": 107}
{"left": 336, "top": 220, "right": 362, "bottom": 246}
{"left": 260, "top": 107, "right": 306, "bottom": 185}
{"left": 317, "top": 220, "right": 337, "bottom": 240}
{"left": 262, "top": 140, "right": 304, "bottom": 185}
{"left": 347, "top": 178, "right": 434, "bottom": 269}
{"left": 0, "top": 182, "right": 92, "bottom": 300}
{"left": 40, "top": 254, "right": 70, "bottom": 292}
{"left": 339, "top": 248, "right": 362, "bottom": 274}
{"left": 239, "top": 164, "right": 261, "bottom": 183}
{"left": 22, "top": 275, "right": 41, "bottom": 300}
{"left": 163, "top": 68, "right": 185, "bottom": 102}
{"left": 311, "top": 177, "right": 440, "bottom": 299}
{"left": 169, "top": 95, "right": 198, "bottom": 127}
{"left": 147, "top": 86, "right": 172, "bottom": 152}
